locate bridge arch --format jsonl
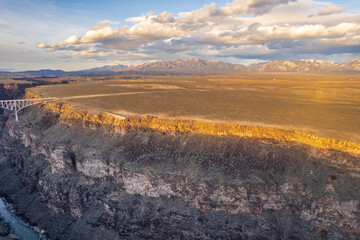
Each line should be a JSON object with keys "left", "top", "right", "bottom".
{"left": 0, "top": 98, "right": 53, "bottom": 121}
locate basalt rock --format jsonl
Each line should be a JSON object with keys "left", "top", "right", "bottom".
{"left": 0, "top": 218, "right": 11, "bottom": 237}
{"left": 0, "top": 107, "right": 359, "bottom": 239}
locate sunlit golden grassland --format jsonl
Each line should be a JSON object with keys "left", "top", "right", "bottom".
{"left": 25, "top": 77, "right": 360, "bottom": 156}
{"left": 31, "top": 73, "right": 360, "bottom": 142}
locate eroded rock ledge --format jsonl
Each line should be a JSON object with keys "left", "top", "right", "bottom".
{"left": 0, "top": 107, "right": 359, "bottom": 239}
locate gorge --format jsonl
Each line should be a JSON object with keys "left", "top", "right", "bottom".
{"left": 0, "top": 88, "right": 359, "bottom": 239}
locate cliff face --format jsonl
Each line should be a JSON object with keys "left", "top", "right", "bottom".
{"left": 0, "top": 83, "right": 34, "bottom": 99}
{"left": 0, "top": 83, "right": 34, "bottom": 118}
{"left": 0, "top": 107, "right": 359, "bottom": 239}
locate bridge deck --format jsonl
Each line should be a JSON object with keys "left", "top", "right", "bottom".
{"left": 0, "top": 98, "right": 53, "bottom": 121}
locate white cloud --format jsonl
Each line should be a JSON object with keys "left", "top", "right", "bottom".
{"left": 82, "top": 26, "right": 125, "bottom": 43}
{"left": 61, "top": 35, "right": 81, "bottom": 45}
{"left": 317, "top": 6, "right": 346, "bottom": 16}
{"left": 221, "top": 0, "right": 297, "bottom": 16}
{"left": 36, "top": 0, "right": 359, "bottom": 64}
{"left": 152, "top": 12, "right": 175, "bottom": 23}
{"left": 36, "top": 43, "right": 48, "bottom": 48}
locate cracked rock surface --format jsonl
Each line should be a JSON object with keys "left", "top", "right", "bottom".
{"left": 0, "top": 108, "right": 359, "bottom": 239}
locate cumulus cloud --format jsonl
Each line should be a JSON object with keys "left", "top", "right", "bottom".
{"left": 152, "top": 12, "right": 175, "bottom": 23}
{"left": 221, "top": 0, "right": 297, "bottom": 16}
{"left": 203, "top": 22, "right": 360, "bottom": 45}
{"left": 81, "top": 26, "right": 125, "bottom": 43}
{"left": 36, "top": 43, "right": 48, "bottom": 48}
{"left": 36, "top": 0, "right": 360, "bottom": 63}
{"left": 61, "top": 35, "right": 81, "bottom": 45}
{"left": 91, "top": 20, "right": 112, "bottom": 30}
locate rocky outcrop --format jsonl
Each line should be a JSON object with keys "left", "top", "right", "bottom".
{"left": 0, "top": 218, "right": 11, "bottom": 237}
{"left": 0, "top": 107, "right": 359, "bottom": 239}
{"left": 0, "top": 83, "right": 34, "bottom": 100}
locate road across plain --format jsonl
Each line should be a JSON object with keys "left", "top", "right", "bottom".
{"left": 31, "top": 74, "right": 360, "bottom": 142}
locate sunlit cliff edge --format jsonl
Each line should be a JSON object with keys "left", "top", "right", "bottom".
{"left": 25, "top": 90, "right": 360, "bottom": 156}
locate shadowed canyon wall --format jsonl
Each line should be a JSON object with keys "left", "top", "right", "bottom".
{"left": 0, "top": 102, "right": 359, "bottom": 239}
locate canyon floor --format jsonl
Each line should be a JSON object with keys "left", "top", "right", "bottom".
{"left": 0, "top": 74, "right": 360, "bottom": 239}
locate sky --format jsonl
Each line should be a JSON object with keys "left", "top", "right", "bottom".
{"left": 0, "top": 0, "right": 359, "bottom": 71}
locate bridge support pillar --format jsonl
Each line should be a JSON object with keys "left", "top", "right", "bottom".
{"left": 0, "top": 98, "right": 53, "bottom": 122}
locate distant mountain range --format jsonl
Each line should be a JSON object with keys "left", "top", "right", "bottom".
{"left": 130, "top": 58, "right": 360, "bottom": 74}
{"left": 249, "top": 59, "right": 341, "bottom": 73}
{"left": 19, "top": 58, "right": 360, "bottom": 75}
{"left": 20, "top": 69, "right": 66, "bottom": 74}
{"left": 125, "top": 59, "right": 248, "bottom": 74}
{"left": 77, "top": 64, "right": 129, "bottom": 72}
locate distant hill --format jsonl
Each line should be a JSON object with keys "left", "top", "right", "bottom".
{"left": 78, "top": 64, "right": 128, "bottom": 72}
{"left": 124, "top": 59, "right": 248, "bottom": 74}
{"left": 20, "top": 69, "right": 65, "bottom": 74}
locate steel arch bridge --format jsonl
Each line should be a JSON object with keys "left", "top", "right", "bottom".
{"left": 0, "top": 98, "right": 53, "bottom": 121}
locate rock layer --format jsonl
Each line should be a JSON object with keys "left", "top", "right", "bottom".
{"left": 0, "top": 107, "right": 359, "bottom": 239}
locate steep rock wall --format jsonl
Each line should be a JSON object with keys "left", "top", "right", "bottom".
{"left": 0, "top": 83, "right": 34, "bottom": 99}
{"left": 0, "top": 107, "right": 359, "bottom": 239}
